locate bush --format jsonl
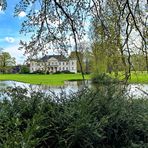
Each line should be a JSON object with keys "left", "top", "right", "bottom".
{"left": 53, "top": 71, "right": 62, "bottom": 74}
{"left": 54, "top": 70, "right": 75, "bottom": 74}
{"left": 0, "top": 85, "right": 148, "bottom": 147}
{"left": 31, "top": 70, "right": 45, "bottom": 74}
{"left": 91, "top": 73, "right": 119, "bottom": 84}
{"left": 20, "top": 65, "right": 30, "bottom": 74}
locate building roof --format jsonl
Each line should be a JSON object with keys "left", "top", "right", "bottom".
{"left": 41, "top": 55, "right": 67, "bottom": 61}
{"left": 30, "top": 55, "right": 67, "bottom": 62}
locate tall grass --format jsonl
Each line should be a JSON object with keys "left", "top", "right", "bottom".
{"left": 0, "top": 85, "right": 148, "bottom": 147}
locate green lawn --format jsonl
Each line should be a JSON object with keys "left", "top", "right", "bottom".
{"left": 129, "top": 71, "right": 148, "bottom": 84}
{"left": 0, "top": 74, "right": 90, "bottom": 86}
{"left": 110, "top": 71, "right": 148, "bottom": 84}
{"left": 0, "top": 72, "right": 147, "bottom": 86}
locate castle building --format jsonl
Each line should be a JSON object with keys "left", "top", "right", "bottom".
{"left": 30, "top": 55, "right": 77, "bottom": 73}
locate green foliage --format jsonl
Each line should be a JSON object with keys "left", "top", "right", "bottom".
{"left": 131, "top": 54, "right": 147, "bottom": 71}
{"left": 0, "top": 85, "right": 148, "bottom": 147}
{"left": 20, "top": 65, "right": 30, "bottom": 74}
{"left": 54, "top": 70, "right": 75, "bottom": 74}
{"left": 69, "top": 51, "right": 85, "bottom": 73}
{"left": 31, "top": 70, "right": 45, "bottom": 74}
{"left": 0, "top": 52, "right": 16, "bottom": 73}
{"left": 91, "top": 73, "right": 119, "bottom": 84}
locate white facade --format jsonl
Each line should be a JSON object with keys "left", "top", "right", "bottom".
{"left": 30, "top": 56, "right": 77, "bottom": 73}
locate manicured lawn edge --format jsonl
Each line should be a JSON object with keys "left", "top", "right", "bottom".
{"left": 0, "top": 72, "right": 147, "bottom": 86}
{"left": 0, "top": 74, "right": 90, "bottom": 86}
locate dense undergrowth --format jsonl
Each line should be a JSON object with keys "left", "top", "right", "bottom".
{"left": 0, "top": 84, "right": 148, "bottom": 148}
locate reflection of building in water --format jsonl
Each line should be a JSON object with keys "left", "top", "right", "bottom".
{"left": 30, "top": 55, "right": 77, "bottom": 73}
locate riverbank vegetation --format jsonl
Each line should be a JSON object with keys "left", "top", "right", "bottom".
{"left": 0, "top": 85, "right": 148, "bottom": 147}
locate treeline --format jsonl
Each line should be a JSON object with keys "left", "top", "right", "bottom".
{"left": 72, "top": 50, "right": 147, "bottom": 74}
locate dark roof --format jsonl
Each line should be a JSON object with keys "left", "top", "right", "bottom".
{"left": 40, "top": 55, "right": 67, "bottom": 62}
{"left": 30, "top": 54, "right": 76, "bottom": 62}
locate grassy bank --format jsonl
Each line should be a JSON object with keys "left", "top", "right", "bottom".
{"left": 0, "top": 74, "right": 90, "bottom": 86}
{"left": 110, "top": 71, "right": 148, "bottom": 84}
{"left": 129, "top": 71, "right": 148, "bottom": 84}
{"left": 0, "top": 71, "right": 147, "bottom": 86}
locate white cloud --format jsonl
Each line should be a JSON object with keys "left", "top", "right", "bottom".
{"left": 4, "top": 45, "right": 26, "bottom": 64}
{"left": 5, "top": 37, "right": 15, "bottom": 43}
{"left": 18, "top": 11, "right": 26, "bottom": 17}
{"left": 0, "top": 6, "right": 4, "bottom": 14}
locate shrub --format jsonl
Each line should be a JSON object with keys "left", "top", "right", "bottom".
{"left": 54, "top": 71, "right": 62, "bottom": 74}
{"left": 91, "top": 73, "right": 119, "bottom": 84}
{"left": 0, "top": 85, "right": 148, "bottom": 147}
{"left": 31, "top": 70, "right": 45, "bottom": 74}
{"left": 20, "top": 65, "right": 30, "bottom": 74}
{"left": 54, "top": 70, "right": 75, "bottom": 74}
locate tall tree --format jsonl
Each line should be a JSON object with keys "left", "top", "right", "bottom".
{"left": 0, "top": 0, "right": 147, "bottom": 77}
{"left": 69, "top": 51, "right": 84, "bottom": 73}
{"left": 0, "top": 52, "right": 16, "bottom": 73}
{"left": 91, "top": 7, "right": 123, "bottom": 76}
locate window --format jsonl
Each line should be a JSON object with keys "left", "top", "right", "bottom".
{"left": 63, "top": 62, "right": 64, "bottom": 65}
{"left": 66, "top": 67, "right": 68, "bottom": 70}
{"left": 72, "top": 62, "right": 74, "bottom": 65}
{"left": 59, "top": 67, "right": 61, "bottom": 70}
{"left": 63, "top": 67, "right": 65, "bottom": 70}
{"left": 72, "top": 67, "right": 74, "bottom": 70}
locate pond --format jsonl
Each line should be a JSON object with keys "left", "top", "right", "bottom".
{"left": 0, "top": 80, "right": 148, "bottom": 98}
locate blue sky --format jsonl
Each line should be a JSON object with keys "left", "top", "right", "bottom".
{"left": 0, "top": 0, "right": 90, "bottom": 64}
{"left": 0, "top": 0, "right": 27, "bottom": 64}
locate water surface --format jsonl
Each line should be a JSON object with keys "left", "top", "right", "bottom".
{"left": 0, "top": 80, "right": 148, "bottom": 98}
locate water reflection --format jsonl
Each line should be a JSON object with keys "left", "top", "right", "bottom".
{"left": 0, "top": 80, "right": 148, "bottom": 98}
{"left": 0, "top": 80, "right": 90, "bottom": 94}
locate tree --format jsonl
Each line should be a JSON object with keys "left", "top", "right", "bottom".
{"left": 20, "top": 65, "right": 29, "bottom": 74}
{"left": 69, "top": 51, "right": 84, "bottom": 73}
{"left": 131, "top": 53, "right": 147, "bottom": 71}
{"left": 0, "top": 0, "right": 147, "bottom": 78}
{"left": 0, "top": 52, "right": 16, "bottom": 73}
{"left": 91, "top": 16, "right": 123, "bottom": 76}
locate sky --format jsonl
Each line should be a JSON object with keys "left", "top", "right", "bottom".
{"left": 0, "top": 1, "right": 145, "bottom": 64}
{"left": 0, "top": 0, "right": 90, "bottom": 65}
{"left": 0, "top": 0, "right": 27, "bottom": 64}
